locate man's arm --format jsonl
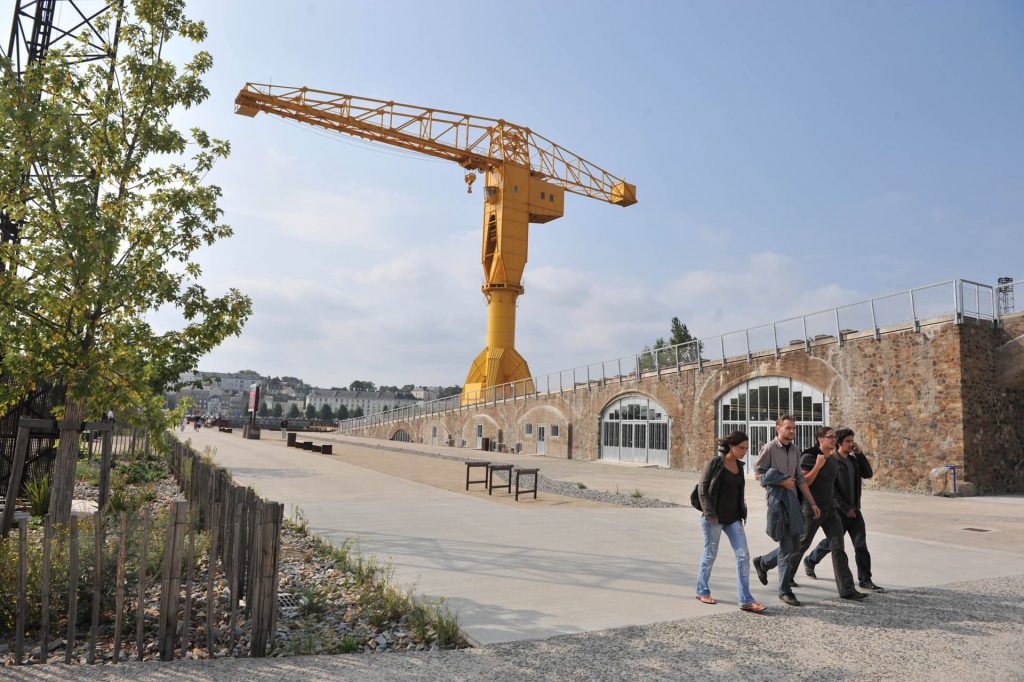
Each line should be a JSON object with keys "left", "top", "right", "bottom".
{"left": 854, "top": 445, "right": 874, "bottom": 479}
{"left": 798, "top": 481, "right": 821, "bottom": 518}
{"left": 801, "top": 453, "right": 827, "bottom": 485}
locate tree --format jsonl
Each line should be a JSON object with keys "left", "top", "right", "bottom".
{"left": 287, "top": 404, "right": 301, "bottom": 419}
{"left": 304, "top": 404, "right": 317, "bottom": 419}
{"left": 639, "top": 318, "right": 702, "bottom": 372}
{"left": 335, "top": 404, "right": 349, "bottom": 420}
{"left": 318, "top": 403, "right": 333, "bottom": 420}
{"left": 351, "top": 406, "right": 364, "bottom": 418}
{"left": 349, "top": 380, "right": 375, "bottom": 392}
{"left": 258, "top": 401, "right": 269, "bottom": 417}
{"left": 0, "top": 1, "right": 251, "bottom": 523}
{"left": 272, "top": 403, "right": 283, "bottom": 418}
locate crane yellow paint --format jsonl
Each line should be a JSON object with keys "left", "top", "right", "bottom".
{"left": 234, "top": 84, "right": 636, "bottom": 405}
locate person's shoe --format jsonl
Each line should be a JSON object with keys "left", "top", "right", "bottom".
{"left": 803, "top": 559, "right": 817, "bottom": 579}
{"left": 841, "top": 591, "right": 868, "bottom": 600}
{"left": 859, "top": 581, "right": 885, "bottom": 592}
{"left": 789, "top": 580, "right": 800, "bottom": 589}
{"left": 753, "top": 556, "right": 768, "bottom": 586}
{"left": 779, "top": 593, "right": 801, "bottom": 606}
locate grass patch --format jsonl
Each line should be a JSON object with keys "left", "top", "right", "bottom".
{"left": 631, "top": 488, "right": 643, "bottom": 498}
{"left": 576, "top": 482, "right": 587, "bottom": 490}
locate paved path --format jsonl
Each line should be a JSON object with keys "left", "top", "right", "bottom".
{"left": 9, "top": 574, "right": 1024, "bottom": 680}
{"left": 175, "top": 429, "right": 1024, "bottom": 647}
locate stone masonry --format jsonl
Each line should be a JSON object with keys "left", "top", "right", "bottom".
{"left": 351, "top": 313, "right": 1024, "bottom": 493}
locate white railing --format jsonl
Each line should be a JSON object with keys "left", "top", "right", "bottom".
{"left": 339, "top": 277, "right": 1006, "bottom": 433}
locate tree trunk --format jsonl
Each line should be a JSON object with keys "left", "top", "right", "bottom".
{"left": 48, "top": 395, "right": 85, "bottom": 526}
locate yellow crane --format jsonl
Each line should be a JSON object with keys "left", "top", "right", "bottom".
{"left": 235, "top": 83, "right": 636, "bottom": 404}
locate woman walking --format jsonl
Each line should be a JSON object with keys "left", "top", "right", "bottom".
{"left": 695, "top": 430, "right": 766, "bottom": 612}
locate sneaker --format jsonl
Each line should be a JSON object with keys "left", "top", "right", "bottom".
{"left": 803, "top": 559, "right": 817, "bottom": 579}
{"left": 841, "top": 591, "right": 868, "bottom": 600}
{"left": 753, "top": 556, "right": 768, "bottom": 586}
{"left": 859, "top": 581, "right": 885, "bottom": 592}
{"left": 779, "top": 593, "right": 801, "bottom": 606}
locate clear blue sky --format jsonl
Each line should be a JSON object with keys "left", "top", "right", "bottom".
{"left": 135, "top": 2, "right": 1024, "bottom": 385}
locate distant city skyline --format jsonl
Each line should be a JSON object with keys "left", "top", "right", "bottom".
{"left": 139, "top": 0, "right": 1020, "bottom": 388}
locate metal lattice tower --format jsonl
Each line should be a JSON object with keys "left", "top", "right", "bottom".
{"left": 2, "top": 1, "right": 123, "bottom": 254}
{"left": 998, "top": 277, "right": 1015, "bottom": 315}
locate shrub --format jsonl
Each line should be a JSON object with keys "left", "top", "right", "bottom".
{"left": 631, "top": 488, "right": 643, "bottom": 498}
{"left": 431, "top": 600, "right": 462, "bottom": 648}
{"left": 24, "top": 475, "right": 51, "bottom": 517}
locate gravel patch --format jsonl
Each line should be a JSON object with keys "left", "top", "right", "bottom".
{"left": 329, "top": 438, "right": 678, "bottom": 509}
{"left": 8, "top": 573, "right": 1022, "bottom": 680}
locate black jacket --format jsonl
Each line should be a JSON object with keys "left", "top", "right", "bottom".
{"left": 834, "top": 451, "right": 874, "bottom": 512}
{"left": 697, "top": 455, "right": 747, "bottom": 522}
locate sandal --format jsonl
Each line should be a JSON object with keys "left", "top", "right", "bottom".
{"left": 696, "top": 595, "right": 716, "bottom": 604}
{"left": 740, "top": 602, "right": 767, "bottom": 613}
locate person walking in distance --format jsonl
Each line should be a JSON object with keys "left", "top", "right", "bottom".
{"left": 751, "top": 415, "right": 821, "bottom": 606}
{"left": 695, "top": 431, "right": 767, "bottom": 613}
{"left": 804, "top": 428, "right": 884, "bottom": 592}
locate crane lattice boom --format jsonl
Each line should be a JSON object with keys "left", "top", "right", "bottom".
{"left": 235, "top": 83, "right": 636, "bottom": 206}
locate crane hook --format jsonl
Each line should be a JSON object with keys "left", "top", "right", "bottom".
{"left": 464, "top": 172, "right": 476, "bottom": 194}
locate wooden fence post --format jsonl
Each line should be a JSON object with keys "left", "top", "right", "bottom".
{"left": 15, "top": 515, "right": 27, "bottom": 664}
{"left": 40, "top": 516, "right": 53, "bottom": 663}
{"left": 88, "top": 510, "right": 105, "bottom": 663}
{"left": 113, "top": 513, "right": 127, "bottom": 664}
{"left": 0, "top": 423, "right": 30, "bottom": 537}
{"left": 65, "top": 516, "right": 80, "bottom": 664}
{"left": 98, "top": 429, "right": 113, "bottom": 510}
{"left": 136, "top": 508, "right": 151, "bottom": 661}
{"left": 182, "top": 511, "right": 196, "bottom": 657}
{"left": 228, "top": 502, "right": 241, "bottom": 656}
{"left": 249, "top": 501, "right": 282, "bottom": 657}
{"left": 207, "top": 502, "right": 219, "bottom": 655}
{"left": 158, "top": 501, "right": 188, "bottom": 661}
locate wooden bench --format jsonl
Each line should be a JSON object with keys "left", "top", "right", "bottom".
{"left": 515, "top": 468, "right": 539, "bottom": 501}
{"left": 218, "top": 426, "right": 233, "bottom": 433}
{"left": 465, "top": 461, "right": 490, "bottom": 490}
{"left": 487, "top": 464, "right": 513, "bottom": 495}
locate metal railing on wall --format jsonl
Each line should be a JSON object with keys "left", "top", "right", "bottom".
{"left": 338, "top": 277, "right": 1007, "bottom": 433}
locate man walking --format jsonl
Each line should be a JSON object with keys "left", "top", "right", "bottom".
{"left": 804, "top": 428, "right": 884, "bottom": 592}
{"left": 752, "top": 415, "right": 822, "bottom": 606}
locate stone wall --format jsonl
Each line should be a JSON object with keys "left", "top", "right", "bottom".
{"left": 353, "top": 316, "right": 1023, "bottom": 493}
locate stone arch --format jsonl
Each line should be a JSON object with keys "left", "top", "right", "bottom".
{"left": 715, "top": 375, "right": 829, "bottom": 467}
{"left": 598, "top": 392, "right": 671, "bottom": 466}
{"left": 516, "top": 404, "right": 571, "bottom": 457}
{"left": 463, "top": 413, "right": 501, "bottom": 451}
{"left": 389, "top": 427, "right": 413, "bottom": 442}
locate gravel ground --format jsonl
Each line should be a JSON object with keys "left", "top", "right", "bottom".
{"left": 329, "top": 438, "right": 678, "bottom": 508}
{"left": 7, "top": 573, "right": 1022, "bottom": 681}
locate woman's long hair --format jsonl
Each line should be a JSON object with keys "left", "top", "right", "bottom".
{"left": 717, "top": 430, "right": 749, "bottom": 455}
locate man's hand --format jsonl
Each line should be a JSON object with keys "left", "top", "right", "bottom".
{"left": 811, "top": 504, "right": 821, "bottom": 519}
{"left": 846, "top": 509, "right": 857, "bottom": 519}
{"left": 779, "top": 478, "right": 797, "bottom": 491}
{"left": 853, "top": 442, "right": 863, "bottom": 456}
{"left": 708, "top": 516, "right": 719, "bottom": 525}
{"left": 815, "top": 453, "right": 827, "bottom": 468}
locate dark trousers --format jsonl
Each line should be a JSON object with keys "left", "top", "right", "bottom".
{"left": 807, "top": 509, "right": 872, "bottom": 585}
{"left": 762, "top": 505, "right": 856, "bottom": 597}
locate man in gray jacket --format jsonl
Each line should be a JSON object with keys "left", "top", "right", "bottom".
{"left": 752, "top": 415, "right": 821, "bottom": 606}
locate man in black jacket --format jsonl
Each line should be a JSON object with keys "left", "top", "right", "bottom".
{"left": 803, "top": 428, "right": 884, "bottom": 591}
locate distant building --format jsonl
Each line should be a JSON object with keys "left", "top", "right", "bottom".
{"left": 306, "top": 389, "right": 418, "bottom": 416}
{"left": 411, "top": 386, "right": 439, "bottom": 401}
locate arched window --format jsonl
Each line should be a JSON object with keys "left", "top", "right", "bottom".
{"left": 717, "top": 377, "right": 828, "bottom": 469}
{"left": 600, "top": 395, "right": 670, "bottom": 466}
{"left": 390, "top": 429, "right": 412, "bottom": 442}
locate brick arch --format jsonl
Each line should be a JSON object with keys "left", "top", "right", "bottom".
{"left": 388, "top": 421, "right": 415, "bottom": 441}
{"left": 598, "top": 390, "right": 662, "bottom": 415}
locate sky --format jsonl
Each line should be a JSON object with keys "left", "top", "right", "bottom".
{"left": 42, "top": 1, "right": 1024, "bottom": 387}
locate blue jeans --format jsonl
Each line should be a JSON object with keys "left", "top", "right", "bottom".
{"left": 696, "top": 517, "right": 755, "bottom": 605}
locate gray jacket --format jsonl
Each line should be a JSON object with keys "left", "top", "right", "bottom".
{"left": 760, "top": 467, "right": 804, "bottom": 541}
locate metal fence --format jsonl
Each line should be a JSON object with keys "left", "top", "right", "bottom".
{"left": 339, "top": 277, "right": 1007, "bottom": 433}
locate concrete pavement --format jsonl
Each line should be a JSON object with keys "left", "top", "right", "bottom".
{"left": 181, "top": 429, "right": 1024, "bottom": 646}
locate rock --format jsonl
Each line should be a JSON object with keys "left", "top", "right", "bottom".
{"left": 374, "top": 634, "right": 388, "bottom": 647}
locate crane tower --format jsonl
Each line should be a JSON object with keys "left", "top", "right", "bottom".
{"left": 235, "top": 84, "right": 636, "bottom": 404}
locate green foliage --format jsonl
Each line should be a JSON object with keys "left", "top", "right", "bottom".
{"left": 349, "top": 380, "right": 375, "bottom": 391}
{"left": 576, "top": 482, "right": 587, "bottom": 490}
{"left": 431, "top": 600, "right": 463, "bottom": 648}
{"left": 258, "top": 401, "right": 269, "bottom": 417}
{"left": 296, "top": 583, "right": 328, "bottom": 617}
{"left": 287, "top": 404, "right": 301, "bottom": 419}
{"left": 25, "top": 475, "right": 51, "bottom": 517}
{"left": 76, "top": 459, "right": 102, "bottom": 486}
{"left": 272, "top": 403, "right": 283, "bottom": 418}
{"left": 318, "top": 403, "right": 334, "bottom": 420}
{"left": 0, "top": 0, "right": 251, "bottom": 429}
{"left": 631, "top": 488, "right": 644, "bottom": 498}
{"left": 351, "top": 406, "right": 364, "bottom": 418}
{"left": 358, "top": 582, "right": 412, "bottom": 627}
{"left": 114, "top": 458, "right": 166, "bottom": 485}
{"left": 335, "top": 404, "right": 349, "bottom": 420}
{"left": 304, "top": 404, "right": 317, "bottom": 419}
{"left": 339, "top": 636, "right": 359, "bottom": 653}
